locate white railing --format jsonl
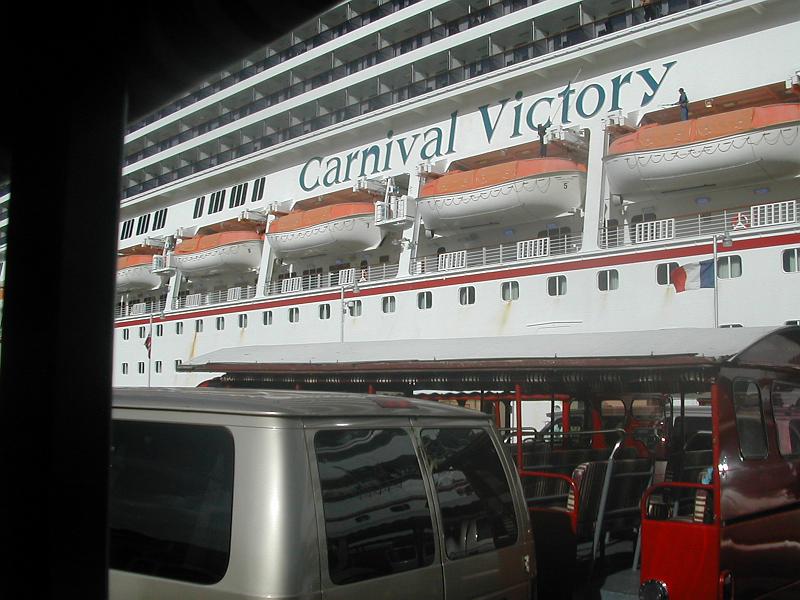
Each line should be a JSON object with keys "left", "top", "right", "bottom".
{"left": 338, "top": 267, "right": 356, "bottom": 286}
{"left": 438, "top": 250, "right": 467, "bottom": 271}
{"left": 516, "top": 238, "right": 550, "bottom": 260}
{"left": 281, "top": 276, "right": 303, "bottom": 294}
{"left": 185, "top": 293, "right": 202, "bottom": 307}
{"left": 172, "top": 285, "right": 259, "bottom": 310}
{"left": 600, "top": 200, "right": 798, "bottom": 249}
{"left": 375, "top": 198, "right": 410, "bottom": 225}
{"left": 114, "top": 298, "right": 168, "bottom": 319}
{"left": 750, "top": 200, "right": 796, "bottom": 228}
{"left": 413, "top": 233, "right": 582, "bottom": 275}
{"left": 264, "top": 263, "right": 401, "bottom": 296}
{"left": 635, "top": 218, "right": 675, "bottom": 243}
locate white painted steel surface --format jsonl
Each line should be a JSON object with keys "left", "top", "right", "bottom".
{"left": 605, "top": 124, "right": 800, "bottom": 197}
{"left": 266, "top": 215, "right": 383, "bottom": 257}
{"left": 417, "top": 171, "right": 587, "bottom": 232}
{"left": 116, "top": 264, "right": 163, "bottom": 292}
{"left": 171, "top": 239, "right": 263, "bottom": 276}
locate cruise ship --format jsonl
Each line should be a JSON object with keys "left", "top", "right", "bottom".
{"left": 100, "top": 0, "right": 800, "bottom": 389}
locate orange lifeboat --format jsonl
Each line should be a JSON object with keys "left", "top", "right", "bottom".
{"left": 171, "top": 230, "right": 263, "bottom": 276}
{"left": 417, "top": 158, "right": 587, "bottom": 232}
{"left": 266, "top": 202, "right": 382, "bottom": 257}
{"left": 605, "top": 103, "right": 800, "bottom": 196}
{"left": 116, "top": 254, "right": 163, "bottom": 291}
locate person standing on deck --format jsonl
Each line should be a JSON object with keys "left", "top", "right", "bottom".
{"left": 537, "top": 120, "right": 551, "bottom": 157}
{"left": 677, "top": 88, "right": 689, "bottom": 121}
{"left": 641, "top": 0, "right": 658, "bottom": 22}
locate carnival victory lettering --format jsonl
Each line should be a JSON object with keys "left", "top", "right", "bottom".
{"left": 299, "top": 61, "right": 676, "bottom": 192}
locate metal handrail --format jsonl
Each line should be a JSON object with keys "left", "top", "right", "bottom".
{"left": 640, "top": 481, "right": 716, "bottom": 524}
{"left": 413, "top": 233, "right": 583, "bottom": 275}
{"left": 599, "top": 199, "right": 798, "bottom": 248}
{"left": 518, "top": 469, "right": 581, "bottom": 533}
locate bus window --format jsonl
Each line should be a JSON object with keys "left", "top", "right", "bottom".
{"left": 631, "top": 398, "right": 666, "bottom": 421}
{"left": 772, "top": 382, "right": 800, "bottom": 457}
{"left": 732, "top": 380, "right": 768, "bottom": 459}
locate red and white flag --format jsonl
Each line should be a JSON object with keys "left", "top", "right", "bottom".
{"left": 144, "top": 334, "right": 152, "bottom": 357}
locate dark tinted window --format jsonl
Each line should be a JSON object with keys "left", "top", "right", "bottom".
{"left": 772, "top": 382, "right": 800, "bottom": 457}
{"left": 733, "top": 380, "right": 768, "bottom": 459}
{"left": 420, "top": 428, "right": 518, "bottom": 559}
{"left": 315, "top": 429, "right": 435, "bottom": 585}
{"left": 109, "top": 421, "right": 234, "bottom": 584}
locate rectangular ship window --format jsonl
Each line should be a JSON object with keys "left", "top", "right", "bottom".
{"left": 548, "top": 275, "right": 567, "bottom": 296}
{"left": 717, "top": 255, "right": 742, "bottom": 279}
{"left": 782, "top": 248, "right": 800, "bottom": 273}
{"left": 501, "top": 281, "right": 519, "bottom": 301}
{"left": 656, "top": 262, "right": 680, "bottom": 285}
{"left": 382, "top": 296, "right": 396, "bottom": 314}
{"left": 459, "top": 286, "right": 476, "bottom": 305}
{"left": 417, "top": 291, "right": 433, "bottom": 310}
{"left": 598, "top": 269, "right": 619, "bottom": 291}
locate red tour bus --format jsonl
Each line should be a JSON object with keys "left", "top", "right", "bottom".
{"left": 500, "top": 326, "right": 800, "bottom": 599}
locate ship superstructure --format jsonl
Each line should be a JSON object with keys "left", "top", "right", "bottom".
{"left": 108, "top": 0, "right": 800, "bottom": 388}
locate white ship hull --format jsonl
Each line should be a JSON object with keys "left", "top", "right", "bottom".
{"left": 266, "top": 215, "right": 383, "bottom": 258}
{"left": 107, "top": 0, "right": 800, "bottom": 389}
{"left": 418, "top": 172, "right": 586, "bottom": 232}
{"left": 605, "top": 124, "right": 800, "bottom": 197}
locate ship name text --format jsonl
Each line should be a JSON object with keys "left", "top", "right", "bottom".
{"left": 299, "top": 61, "right": 676, "bottom": 192}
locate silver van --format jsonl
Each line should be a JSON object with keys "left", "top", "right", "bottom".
{"left": 109, "top": 388, "right": 535, "bottom": 599}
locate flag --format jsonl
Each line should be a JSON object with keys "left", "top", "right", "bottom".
{"left": 144, "top": 334, "right": 152, "bottom": 357}
{"left": 671, "top": 259, "right": 715, "bottom": 292}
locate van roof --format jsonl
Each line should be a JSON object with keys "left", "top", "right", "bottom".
{"left": 113, "top": 387, "right": 490, "bottom": 419}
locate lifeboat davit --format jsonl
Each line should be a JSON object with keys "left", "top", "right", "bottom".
{"left": 172, "top": 230, "right": 263, "bottom": 276}
{"left": 417, "top": 158, "right": 587, "bottom": 232}
{"left": 266, "top": 202, "right": 383, "bottom": 258}
{"left": 605, "top": 103, "right": 800, "bottom": 196}
{"left": 116, "top": 255, "right": 162, "bottom": 291}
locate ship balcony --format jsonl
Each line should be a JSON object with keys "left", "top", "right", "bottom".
{"left": 413, "top": 234, "right": 582, "bottom": 275}
{"left": 599, "top": 199, "right": 798, "bottom": 249}
{"left": 122, "top": 0, "right": 714, "bottom": 199}
{"left": 265, "top": 265, "right": 400, "bottom": 297}
{"left": 173, "top": 285, "right": 259, "bottom": 311}
{"left": 115, "top": 298, "right": 168, "bottom": 320}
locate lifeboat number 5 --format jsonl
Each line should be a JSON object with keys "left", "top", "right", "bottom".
{"left": 731, "top": 212, "right": 750, "bottom": 230}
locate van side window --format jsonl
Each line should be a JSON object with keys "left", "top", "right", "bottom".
{"left": 109, "top": 421, "right": 234, "bottom": 584}
{"left": 733, "top": 380, "right": 768, "bottom": 459}
{"left": 420, "top": 428, "right": 518, "bottom": 559}
{"left": 314, "top": 429, "right": 435, "bottom": 585}
{"left": 771, "top": 382, "right": 800, "bottom": 457}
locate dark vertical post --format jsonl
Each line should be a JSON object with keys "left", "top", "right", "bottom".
{"left": 1, "top": 18, "right": 125, "bottom": 597}
{"left": 516, "top": 383, "right": 523, "bottom": 468}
